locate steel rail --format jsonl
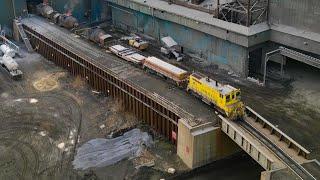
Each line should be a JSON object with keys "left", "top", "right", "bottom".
{"left": 239, "top": 120, "right": 316, "bottom": 180}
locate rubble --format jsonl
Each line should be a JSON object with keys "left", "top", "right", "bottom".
{"left": 133, "top": 149, "right": 156, "bottom": 169}
{"left": 247, "top": 76, "right": 264, "bottom": 86}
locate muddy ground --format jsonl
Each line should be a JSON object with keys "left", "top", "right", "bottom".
{"left": 0, "top": 49, "right": 192, "bottom": 180}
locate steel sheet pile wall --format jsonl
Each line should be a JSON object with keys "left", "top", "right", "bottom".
{"left": 23, "top": 25, "right": 182, "bottom": 144}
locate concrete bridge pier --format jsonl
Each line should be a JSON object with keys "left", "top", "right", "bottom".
{"left": 177, "top": 118, "right": 240, "bottom": 169}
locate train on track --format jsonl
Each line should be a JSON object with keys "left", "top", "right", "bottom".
{"left": 37, "top": 3, "right": 79, "bottom": 29}
{"left": 109, "top": 45, "right": 245, "bottom": 120}
{"left": 36, "top": 8, "right": 244, "bottom": 120}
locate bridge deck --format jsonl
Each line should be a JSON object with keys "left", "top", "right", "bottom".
{"left": 220, "top": 115, "right": 286, "bottom": 171}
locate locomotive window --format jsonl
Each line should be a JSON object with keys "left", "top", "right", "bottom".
{"left": 226, "top": 95, "right": 230, "bottom": 102}
{"left": 236, "top": 92, "right": 240, "bottom": 96}
{"left": 232, "top": 95, "right": 235, "bottom": 99}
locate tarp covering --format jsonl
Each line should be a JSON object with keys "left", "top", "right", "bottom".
{"left": 73, "top": 129, "right": 153, "bottom": 170}
{"left": 161, "top": 36, "right": 178, "bottom": 48}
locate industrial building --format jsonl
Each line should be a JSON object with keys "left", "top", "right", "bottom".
{"left": 0, "top": 0, "right": 319, "bottom": 179}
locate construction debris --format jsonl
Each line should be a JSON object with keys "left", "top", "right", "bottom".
{"left": 160, "top": 36, "right": 183, "bottom": 61}
{"left": 167, "top": 167, "right": 176, "bottom": 174}
{"left": 133, "top": 149, "right": 156, "bottom": 169}
{"left": 247, "top": 77, "right": 263, "bottom": 86}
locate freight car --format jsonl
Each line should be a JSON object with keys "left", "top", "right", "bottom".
{"left": 37, "top": 3, "right": 79, "bottom": 29}
{"left": 89, "top": 28, "right": 112, "bottom": 46}
{"left": 0, "top": 54, "right": 23, "bottom": 79}
{"left": 187, "top": 73, "right": 244, "bottom": 120}
{"left": 57, "top": 14, "right": 79, "bottom": 29}
{"left": 109, "top": 45, "right": 146, "bottom": 65}
{"left": 143, "top": 56, "right": 189, "bottom": 87}
{"left": 37, "top": 3, "right": 54, "bottom": 18}
{"left": 110, "top": 45, "right": 188, "bottom": 86}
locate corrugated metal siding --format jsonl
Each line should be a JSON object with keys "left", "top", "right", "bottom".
{"left": 270, "top": 0, "right": 320, "bottom": 33}
{"left": 90, "top": 0, "right": 102, "bottom": 22}
{"left": 110, "top": 4, "right": 247, "bottom": 75}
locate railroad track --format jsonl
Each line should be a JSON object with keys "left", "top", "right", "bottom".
{"left": 239, "top": 119, "right": 316, "bottom": 180}
{"left": 21, "top": 18, "right": 192, "bottom": 143}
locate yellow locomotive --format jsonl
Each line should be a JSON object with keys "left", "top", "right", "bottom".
{"left": 187, "top": 73, "right": 244, "bottom": 120}
{"left": 109, "top": 46, "right": 244, "bottom": 120}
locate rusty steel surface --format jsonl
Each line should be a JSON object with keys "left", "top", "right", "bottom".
{"left": 22, "top": 16, "right": 217, "bottom": 143}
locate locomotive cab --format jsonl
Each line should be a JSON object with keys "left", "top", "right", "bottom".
{"left": 187, "top": 73, "right": 244, "bottom": 120}
{"left": 221, "top": 89, "right": 244, "bottom": 120}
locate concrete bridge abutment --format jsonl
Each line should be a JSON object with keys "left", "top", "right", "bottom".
{"left": 177, "top": 118, "right": 240, "bottom": 169}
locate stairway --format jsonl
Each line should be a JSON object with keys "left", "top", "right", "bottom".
{"left": 14, "top": 20, "right": 33, "bottom": 52}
